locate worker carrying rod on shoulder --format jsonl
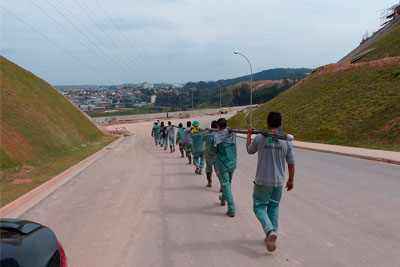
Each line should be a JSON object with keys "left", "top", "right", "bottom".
{"left": 166, "top": 121, "right": 176, "bottom": 153}
{"left": 203, "top": 120, "right": 221, "bottom": 190}
{"left": 151, "top": 122, "right": 160, "bottom": 146}
{"left": 246, "top": 112, "right": 295, "bottom": 253}
{"left": 176, "top": 123, "right": 186, "bottom": 158}
{"left": 191, "top": 121, "right": 205, "bottom": 175}
{"left": 158, "top": 121, "right": 168, "bottom": 150}
{"left": 210, "top": 118, "right": 237, "bottom": 218}
{"left": 183, "top": 121, "right": 193, "bottom": 164}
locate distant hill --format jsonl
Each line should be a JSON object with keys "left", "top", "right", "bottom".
{"left": 228, "top": 18, "right": 400, "bottom": 151}
{"left": 0, "top": 56, "right": 115, "bottom": 206}
{"left": 152, "top": 68, "right": 311, "bottom": 111}
{"left": 184, "top": 68, "right": 312, "bottom": 92}
{"left": 221, "top": 79, "right": 296, "bottom": 107}
{"left": 216, "top": 68, "right": 312, "bottom": 88}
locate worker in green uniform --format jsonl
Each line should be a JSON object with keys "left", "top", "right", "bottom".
{"left": 202, "top": 120, "right": 221, "bottom": 189}
{"left": 158, "top": 121, "right": 168, "bottom": 150}
{"left": 176, "top": 123, "right": 185, "bottom": 158}
{"left": 166, "top": 121, "right": 176, "bottom": 153}
{"left": 183, "top": 121, "right": 193, "bottom": 164}
{"left": 246, "top": 112, "right": 295, "bottom": 252}
{"left": 191, "top": 121, "right": 205, "bottom": 175}
{"left": 210, "top": 118, "right": 237, "bottom": 217}
{"left": 151, "top": 122, "right": 160, "bottom": 146}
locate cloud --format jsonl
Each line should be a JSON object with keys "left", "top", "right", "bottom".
{"left": 0, "top": 0, "right": 391, "bottom": 84}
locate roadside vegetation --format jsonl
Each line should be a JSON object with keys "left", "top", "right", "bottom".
{"left": 0, "top": 56, "right": 116, "bottom": 207}
{"left": 223, "top": 80, "right": 296, "bottom": 106}
{"left": 359, "top": 28, "right": 400, "bottom": 62}
{"left": 228, "top": 58, "right": 400, "bottom": 151}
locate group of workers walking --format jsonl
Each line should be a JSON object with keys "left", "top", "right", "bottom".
{"left": 151, "top": 112, "right": 295, "bottom": 252}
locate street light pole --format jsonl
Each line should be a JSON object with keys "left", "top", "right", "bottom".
{"left": 234, "top": 51, "right": 253, "bottom": 124}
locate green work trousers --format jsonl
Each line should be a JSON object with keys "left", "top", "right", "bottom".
{"left": 184, "top": 143, "right": 193, "bottom": 156}
{"left": 253, "top": 184, "right": 283, "bottom": 235}
{"left": 169, "top": 137, "right": 175, "bottom": 149}
{"left": 162, "top": 137, "right": 168, "bottom": 147}
{"left": 154, "top": 135, "right": 160, "bottom": 145}
{"left": 205, "top": 157, "right": 217, "bottom": 173}
{"left": 193, "top": 151, "right": 204, "bottom": 168}
{"left": 219, "top": 171, "right": 235, "bottom": 213}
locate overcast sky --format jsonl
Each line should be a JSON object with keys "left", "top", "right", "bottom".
{"left": 0, "top": 0, "right": 397, "bottom": 85}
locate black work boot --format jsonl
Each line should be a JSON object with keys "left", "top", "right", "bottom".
{"left": 188, "top": 155, "right": 192, "bottom": 164}
{"left": 206, "top": 172, "right": 212, "bottom": 187}
{"left": 180, "top": 148, "right": 184, "bottom": 158}
{"left": 217, "top": 173, "right": 222, "bottom": 192}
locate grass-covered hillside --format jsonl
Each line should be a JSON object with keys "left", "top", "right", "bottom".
{"left": 0, "top": 56, "right": 116, "bottom": 206}
{"left": 358, "top": 28, "right": 400, "bottom": 62}
{"left": 222, "top": 80, "right": 295, "bottom": 106}
{"left": 228, "top": 57, "right": 400, "bottom": 151}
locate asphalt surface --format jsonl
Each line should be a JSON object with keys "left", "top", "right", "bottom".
{"left": 20, "top": 115, "right": 400, "bottom": 267}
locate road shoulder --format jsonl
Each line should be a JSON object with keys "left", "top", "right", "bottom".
{"left": 0, "top": 136, "right": 124, "bottom": 218}
{"left": 236, "top": 134, "right": 400, "bottom": 165}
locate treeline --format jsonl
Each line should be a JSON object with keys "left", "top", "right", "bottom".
{"left": 217, "top": 67, "right": 312, "bottom": 88}
{"left": 154, "top": 68, "right": 311, "bottom": 110}
{"left": 154, "top": 89, "right": 218, "bottom": 111}
{"left": 231, "top": 81, "right": 294, "bottom": 106}
{"left": 155, "top": 80, "right": 297, "bottom": 110}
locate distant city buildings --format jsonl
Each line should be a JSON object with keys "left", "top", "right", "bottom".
{"left": 55, "top": 83, "right": 179, "bottom": 114}
{"left": 151, "top": 95, "right": 157, "bottom": 104}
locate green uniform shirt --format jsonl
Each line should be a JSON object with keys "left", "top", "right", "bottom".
{"left": 203, "top": 131, "right": 217, "bottom": 159}
{"left": 152, "top": 124, "right": 160, "bottom": 135}
{"left": 191, "top": 130, "right": 205, "bottom": 153}
{"left": 177, "top": 128, "right": 185, "bottom": 144}
{"left": 211, "top": 130, "right": 237, "bottom": 173}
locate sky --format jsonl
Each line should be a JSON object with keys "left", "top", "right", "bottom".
{"left": 0, "top": 0, "right": 398, "bottom": 85}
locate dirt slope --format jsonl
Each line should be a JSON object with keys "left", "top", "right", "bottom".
{"left": 0, "top": 56, "right": 116, "bottom": 206}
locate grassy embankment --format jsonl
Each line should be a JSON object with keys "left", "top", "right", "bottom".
{"left": 223, "top": 80, "right": 295, "bottom": 105}
{"left": 0, "top": 56, "right": 117, "bottom": 207}
{"left": 228, "top": 59, "right": 400, "bottom": 151}
{"left": 358, "top": 28, "right": 400, "bottom": 62}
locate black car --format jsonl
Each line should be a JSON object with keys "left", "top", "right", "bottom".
{"left": 0, "top": 218, "right": 67, "bottom": 267}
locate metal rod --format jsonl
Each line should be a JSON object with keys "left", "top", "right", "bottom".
{"left": 207, "top": 128, "right": 294, "bottom": 141}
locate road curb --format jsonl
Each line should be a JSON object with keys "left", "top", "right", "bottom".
{"left": 0, "top": 136, "right": 125, "bottom": 218}
{"left": 236, "top": 134, "right": 400, "bottom": 165}
{"left": 292, "top": 144, "right": 400, "bottom": 165}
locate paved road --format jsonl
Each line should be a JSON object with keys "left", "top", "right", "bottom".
{"left": 20, "top": 115, "right": 400, "bottom": 266}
